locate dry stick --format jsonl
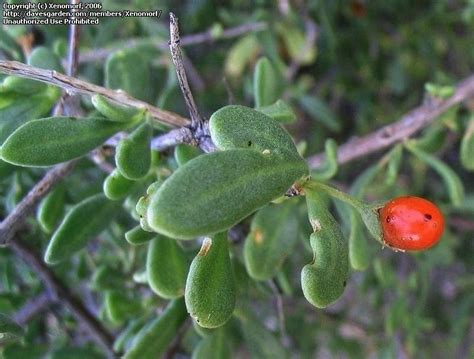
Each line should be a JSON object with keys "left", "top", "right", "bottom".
{"left": 0, "top": 160, "right": 77, "bottom": 246}
{"left": 169, "top": 12, "right": 204, "bottom": 129}
{"left": 307, "top": 74, "right": 474, "bottom": 168}
{"left": 14, "top": 291, "right": 53, "bottom": 326}
{"left": 0, "top": 61, "right": 189, "bottom": 127}
{"left": 10, "top": 238, "right": 116, "bottom": 358}
{"left": 77, "top": 21, "right": 267, "bottom": 64}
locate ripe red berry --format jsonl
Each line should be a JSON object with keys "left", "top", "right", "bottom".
{"left": 379, "top": 196, "right": 444, "bottom": 251}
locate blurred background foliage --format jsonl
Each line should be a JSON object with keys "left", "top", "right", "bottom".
{"left": 0, "top": 0, "right": 473, "bottom": 358}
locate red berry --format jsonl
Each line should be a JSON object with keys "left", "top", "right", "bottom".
{"left": 379, "top": 196, "right": 444, "bottom": 251}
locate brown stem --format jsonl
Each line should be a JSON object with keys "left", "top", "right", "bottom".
{"left": 169, "top": 13, "right": 204, "bottom": 129}
{"left": 0, "top": 61, "right": 189, "bottom": 127}
{"left": 0, "top": 161, "right": 77, "bottom": 246}
{"left": 77, "top": 21, "right": 267, "bottom": 64}
{"left": 307, "top": 74, "right": 474, "bottom": 168}
{"left": 10, "top": 238, "right": 116, "bottom": 358}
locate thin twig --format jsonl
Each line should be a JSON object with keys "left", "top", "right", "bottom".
{"left": 267, "top": 280, "right": 288, "bottom": 345}
{"left": 77, "top": 21, "right": 267, "bottom": 64}
{"left": 10, "top": 238, "right": 116, "bottom": 358}
{"left": 162, "top": 318, "right": 192, "bottom": 359}
{"left": 307, "top": 74, "right": 474, "bottom": 168}
{"left": 14, "top": 291, "right": 53, "bottom": 326}
{"left": 0, "top": 161, "right": 77, "bottom": 246}
{"left": 169, "top": 13, "right": 204, "bottom": 129}
{"left": 67, "top": 0, "right": 81, "bottom": 78}
{"left": 0, "top": 61, "right": 189, "bottom": 127}
{"left": 150, "top": 127, "right": 195, "bottom": 151}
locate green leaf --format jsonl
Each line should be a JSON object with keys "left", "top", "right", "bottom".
{"left": 460, "top": 116, "right": 474, "bottom": 171}
{"left": 174, "top": 144, "right": 202, "bottom": 167}
{"left": 1, "top": 117, "right": 128, "bottom": 167}
{"left": 37, "top": 184, "right": 66, "bottom": 233}
{"left": 244, "top": 200, "right": 300, "bottom": 281}
{"left": 0, "top": 30, "right": 22, "bottom": 60}
{"left": 0, "top": 313, "right": 24, "bottom": 345}
{"left": 407, "top": 142, "right": 464, "bottom": 206}
{"left": 185, "top": 232, "right": 236, "bottom": 328}
{"left": 113, "top": 317, "right": 148, "bottom": 353}
{"left": 0, "top": 90, "right": 58, "bottom": 145}
{"left": 311, "top": 138, "right": 338, "bottom": 181}
{"left": 253, "top": 57, "right": 280, "bottom": 108}
{"left": 103, "top": 169, "right": 136, "bottom": 200}
{"left": 105, "top": 291, "right": 143, "bottom": 324}
{"left": 91, "top": 94, "right": 146, "bottom": 123}
{"left": 1, "top": 76, "right": 46, "bottom": 95}
{"left": 257, "top": 100, "right": 297, "bottom": 124}
{"left": 105, "top": 49, "right": 153, "bottom": 102}
{"left": 124, "top": 299, "right": 187, "bottom": 359}
{"left": 28, "top": 46, "right": 63, "bottom": 72}
{"left": 125, "top": 225, "right": 156, "bottom": 245}
{"left": 116, "top": 122, "right": 152, "bottom": 180}
{"left": 302, "top": 189, "right": 348, "bottom": 308}
{"left": 91, "top": 265, "right": 126, "bottom": 291}
{"left": 276, "top": 22, "right": 317, "bottom": 65}
{"left": 146, "top": 149, "right": 308, "bottom": 239}
{"left": 209, "top": 105, "right": 304, "bottom": 161}
{"left": 385, "top": 144, "right": 403, "bottom": 186}
{"left": 224, "top": 35, "right": 259, "bottom": 78}
{"left": 192, "top": 328, "right": 231, "bottom": 359}
{"left": 298, "top": 95, "right": 341, "bottom": 132}
{"left": 147, "top": 236, "right": 188, "bottom": 299}
{"left": 348, "top": 210, "right": 371, "bottom": 271}
{"left": 45, "top": 194, "right": 121, "bottom": 264}
{"left": 237, "top": 305, "right": 287, "bottom": 359}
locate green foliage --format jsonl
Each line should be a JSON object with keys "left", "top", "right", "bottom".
{"left": 146, "top": 149, "right": 308, "bottom": 239}
{"left": 124, "top": 299, "right": 187, "bottom": 359}
{"left": 1, "top": 117, "right": 128, "bottom": 167}
{"left": 115, "top": 122, "right": 153, "bottom": 180}
{"left": 0, "top": 2, "right": 472, "bottom": 358}
{"left": 185, "top": 233, "right": 236, "bottom": 328}
{"left": 244, "top": 200, "right": 300, "bottom": 280}
{"left": 45, "top": 194, "right": 122, "bottom": 264}
{"left": 147, "top": 236, "right": 188, "bottom": 299}
{"left": 301, "top": 189, "right": 348, "bottom": 308}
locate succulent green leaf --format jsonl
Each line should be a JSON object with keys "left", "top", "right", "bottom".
{"left": 37, "top": 184, "right": 66, "bottom": 233}
{"left": 257, "top": 99, "right": 297, "bottom": 124}
{"left": 209, "top": 105, "right": 304, "bottom": 161}
{"left": 2, "top": 76, "right": 46, "bottom": 94}
{"left": 407, "top": 142, "right": 464, "bottom": 206}
{"left": 348, "top": 210, "right": 371, "bottom": 271}
{"left": 0, "top": 313, "right": 24, "bottom": 345}
{"left": 224, "top": 35, "right": 259, "bottom": 78}
{"left": 185, "top": 232, "right": 236, "bottom": 328}
{"left": 192, "top": 328, "right": 231, "bottom": 359}
{"left": 113, "top": 317, "right": 148, "bottom": 353}
{"left": 244, "top": 200, "right": 300, "bottom": 281}
{"left": 91, "top": 265, "right": 126, "bottom": 291}
{"left": 302, "top": 189, "right": 348, "bottom": 308}
{"left": 298, "top": 95, "right": 341, "bottom": 132}
{"left": 125, "top": 225, "right": 156, "bottom": 245}
{"left": 460, "top": 116, "right": 474, "bottom": 171}
{"left": 45, "top": 194, "right": 121, "bottom": 264}
{"left": 147, "top": 149, "right": 308, "bottom": 239}
{"left": 124, "top": 299, "right": 187, "bottom": 359}
{"left": 1, "top": 117, "right": 127, "bottom": 167}
{"left": 147, "top": 236, "right": 188, "bottom": 299}
{"left": 253, "top": 57, "right": 280, "bottom": 108}
{"left": 116, "top": 122, "right": 152, "bottom": 179}
{"left": 103, "top": 169, "right": 136, "bottom": 200}
{"left": 91, "top": 94, "right": 146, "bottom": 123}
{"left": 237, "top": 305, "right": 287, "bottom": 359}
{"left": 174, "top": 144, "right": 202, "bottom": 167}
{"left": 0, "top": 91, "right": 58, "bottom": 145}
{"left": 385, "top": 144, "right": 403, "bottom": 186}
{"left": 136, "top": 181, "right": 163, "bottom": 232}
{"left": 311, "top": 138, "right": 338, "bottom": 181}
{"left": 105, "top": 291, "right": 143, "bottom": 323}
{"left": 28, "top": 46, "right": 63, "bottom": 72}
{"left": 105, "top": 49, "right": 153, "bottom": 102}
